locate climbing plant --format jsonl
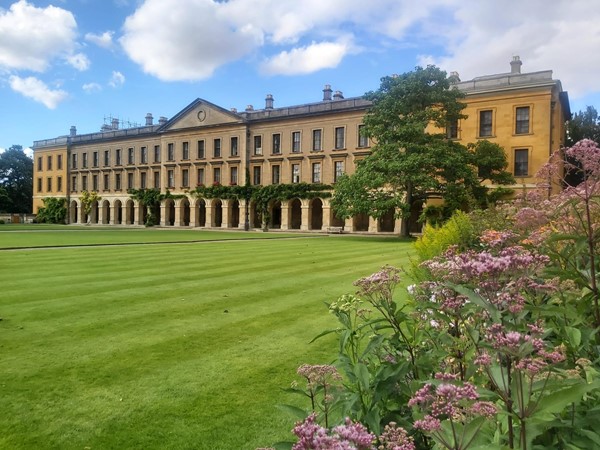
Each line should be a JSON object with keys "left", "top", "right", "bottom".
{"left": 128, "top": 188, "right": 184, "bottom": 226}
{"left": 191, "top": 182, "right": 332, "bottom": 230}
{"left": 80, "top": 190, "right": 102, "bottom": 223}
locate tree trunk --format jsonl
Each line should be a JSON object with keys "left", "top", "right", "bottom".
{"left": 400, "top": 183, "right": 413, "bottom": 237}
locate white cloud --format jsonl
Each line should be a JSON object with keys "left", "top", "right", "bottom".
{"left": 0, "top": 0, "right": 80, "bottom": 72}
{"left": 262, "top": 41, "right": 351, "bottom": 76}
{"left": 66, "top": 52, "right": 90, "bottom": 71}
{"left": 416, "top": 1, "right": 600, "bottom": 100}
{"left": 118, "top": 0, "right": 600, "bottom": 101}
{"left": 85, "top": 31, "right": 114, "bottom": 49}
{"left": 120, "top": 0, "right": 264, "bottom": 81}
{"left": 109, "top": 71, "right": 125, "bottom": 87}
{"left": 82, "top": 82, "right": 102, "bottom": 93}
{"left": 9, "top": 75, "right": 68, "bottom": 109}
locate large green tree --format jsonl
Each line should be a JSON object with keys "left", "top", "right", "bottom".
{"left": 567, "top": 105, "right": 600, "bottom": 145}
{"left": 0, "top": 145, "right": 33, "bottom": 213}
{"left": 332, "top": 66, "right": 512, "bottom": 236}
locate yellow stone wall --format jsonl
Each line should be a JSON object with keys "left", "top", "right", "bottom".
{"left": 32, "top": 146, "right": 68, "bottom": 214}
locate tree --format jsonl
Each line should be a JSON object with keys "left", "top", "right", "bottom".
{"left": 332, "top": 66, "right": 511, "bottom": 236}
{"left": 567, "top": 106, "right": 600, "bottom": 145}
{"left": 0, "top": 145, "right": 33, "bottom": 213}
{"left": 80, "top": 190, "right": 102, "bottom": 224}
{"left": 36, "top": 197, "right": 67, "bottom": 224}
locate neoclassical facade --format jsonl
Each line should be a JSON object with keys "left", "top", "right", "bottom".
{"left": 32, "top": 57, "right": 570, "bottom": 233}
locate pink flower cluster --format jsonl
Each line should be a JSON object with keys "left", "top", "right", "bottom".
{"left": 423, "top": 246, "right": 549, "bottom": 284}
{"left": 483, "top": 324, "right": 565, "bottom": 375}
{"left": 378, "top": 422, "right": 415, "bottom": 450}
{"left": 354, "top": 265, "right": 400, "bottom": 300}
{"left": 291, "top": 415, "right": 415, "bottom": 450}
{"left": 291, "top": 414, "right": 375, "bottom": 450}
{"left": 408, "top": 377, "right": 496, "bottom": 433}
{"left": 479, "top": 229, "right": 517, "bottom": 248}
{"left": 297, "top": 364, "right": 342, "bottom": 389}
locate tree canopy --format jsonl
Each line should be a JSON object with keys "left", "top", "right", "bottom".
{"left": 0, "top": 145, "right": 33, "bottom": 213}
{"left": 331, "top": 66, "right": 513, "bottom": 236}
{"left": 567, "top": 106, "right": 600, "bottom": 145}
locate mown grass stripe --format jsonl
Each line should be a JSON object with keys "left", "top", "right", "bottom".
{"left": 0, "top": 230, "right": 413, "bottom": 449}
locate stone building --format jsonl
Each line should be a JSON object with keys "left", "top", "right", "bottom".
{"left": 32, "top": 57, "right": 570, "bottom": 233}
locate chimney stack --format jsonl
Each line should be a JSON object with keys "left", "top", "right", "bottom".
{"left": 111, "top": 118, "right": 119, "bottom": 130}
{"left": 145, "top": 113, "right": 153, "bottom": 126}
{"left": 230, "top": 107, "right": 238, "bottom": 113}
{"left": 158, "top": 116, "right": 168, "bottom": 125}
{"left": 70, "top": 126, "right": 77, "bottom": 136}
{"left": 449, "top": 71, "right": 461, "bottom": 83}
{"left": 245, "top": 105, "right": 254, "bottom": 111}
{"left": 510, "top": 55, "right": 522, "bottom": 74}
{"left": 333, "top": 90, "right": 344, "bottom": 100}
{"left": 265, "top": 94, "right": 274, "bottom": 110}
{"left": 323, "top": 84, "right": 333, "bottom": 101}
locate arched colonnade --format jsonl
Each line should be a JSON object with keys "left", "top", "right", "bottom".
{"left": 68, "top": 196, "right": 413, "bottom": 233}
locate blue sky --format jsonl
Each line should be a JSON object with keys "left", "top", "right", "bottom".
{"left": 1, "top": 0, "right": 599, "bottom": 155}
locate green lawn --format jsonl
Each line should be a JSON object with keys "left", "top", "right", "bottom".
{"left": 0, "top": 224, "right": 306, "bottom": 249}
{"left": 0, "top": 229, "right": 414, "bottom": 449}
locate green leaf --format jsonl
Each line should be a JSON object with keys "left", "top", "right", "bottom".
{"left": 450, "top": 283, "right": 501, "bottom": 321}
{"left": 534, "top": 380, "right": 600, "bottom": 415}
{"left": 275, "top": 404, "right": 308, "bottom": 420}
{"left": 565, "top": 326, "right": 582, "bottom": 347}
{"left": 309, "top": 328, "right": 339, "bottom": 344}
{"left": 354, "top": 363, "right": 371, "bottom": 391}
{"left": 273, "top": 441, "right": 294, "bottom": 450}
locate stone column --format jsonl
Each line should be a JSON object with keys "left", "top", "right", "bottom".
{"left": 281, "top": 203, "right": 289, "bottom": 230}
{"left": 206, "top": 202, "right": 214, "bottom": 227}
{"left": 221, "top": 200, "right": 230, "bottom": 229}
{"left": 344, "top": 217, "right": 353, "bottom": 232}
{"left": 300, "top": 201, "right": 310, "bottom": 231}
{"left": 394, "top": 217, "right": 403, "bottom": 235}
{"left": 322, "top": 203, "right": 331, "bottom": 229}
{"left": 174, "top": 202, "right": 182, "bottom": 227}
{"left": 368, "top": 216, "right": 378, "bottom": 233}
{"left": 160, "top": 203, "right": 167, "bottom": 226}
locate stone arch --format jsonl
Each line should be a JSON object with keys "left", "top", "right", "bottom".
{"left": 69, "top": 200, "right": 79, "bottom": 224}
{"left": 101, "top": 200, "right": 110, "bottom": 224}
{"left": 353, "top": 213, "right": 369, "bottom": 232}
{"left": 164, "top": 198, "right": 175, "bottom": 226}
{"left": 289, "top": 198, "right": 302, "bottom": 230}
{"left": 195, "top": 199, "right": 206, "bottom": 227}
{"left": 269, "top": 200, "right": 282, "bottom": 229}
{"left": 179, "top": 198, "right": 191, "bottom": 226}
{"left": 309, "top": 198, "right": 323, "bottom": 230}
{"left": 212, "top": 199, "right": 223, "bottom": 227}
{"left": 378, "top": 208, "right": 395, "bottom": 232}
{"left": 114, "top": 200, "right": 123, "bottom": 225}
{"left": 125, "top": 199, "right": 135, "bottom": 225}
{"left": 229, "top": 199, "right": 240, "bottom": 228}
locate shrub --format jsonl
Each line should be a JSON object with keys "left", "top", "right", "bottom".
{"left": 413, "top": 210, "right": 474, "bottom": 263}
{"left": 36, "top": 197, "right": 67, "bottom": 224}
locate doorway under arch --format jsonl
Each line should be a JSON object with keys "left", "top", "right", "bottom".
{"left": 289, "top": 198, "right": 302, "bottom": 230}
{"left": 310, "top": 198, "right": 323, "bottom": 230}
{"left": 229, "top": 199, "right": 240, "bottom": 228}
{"left": 180, "top": 198, "right": 190, "bottom": 226}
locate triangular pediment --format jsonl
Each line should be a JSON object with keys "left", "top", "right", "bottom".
{"left": 159, "top": 98, "right": 244, "bottom": 131}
